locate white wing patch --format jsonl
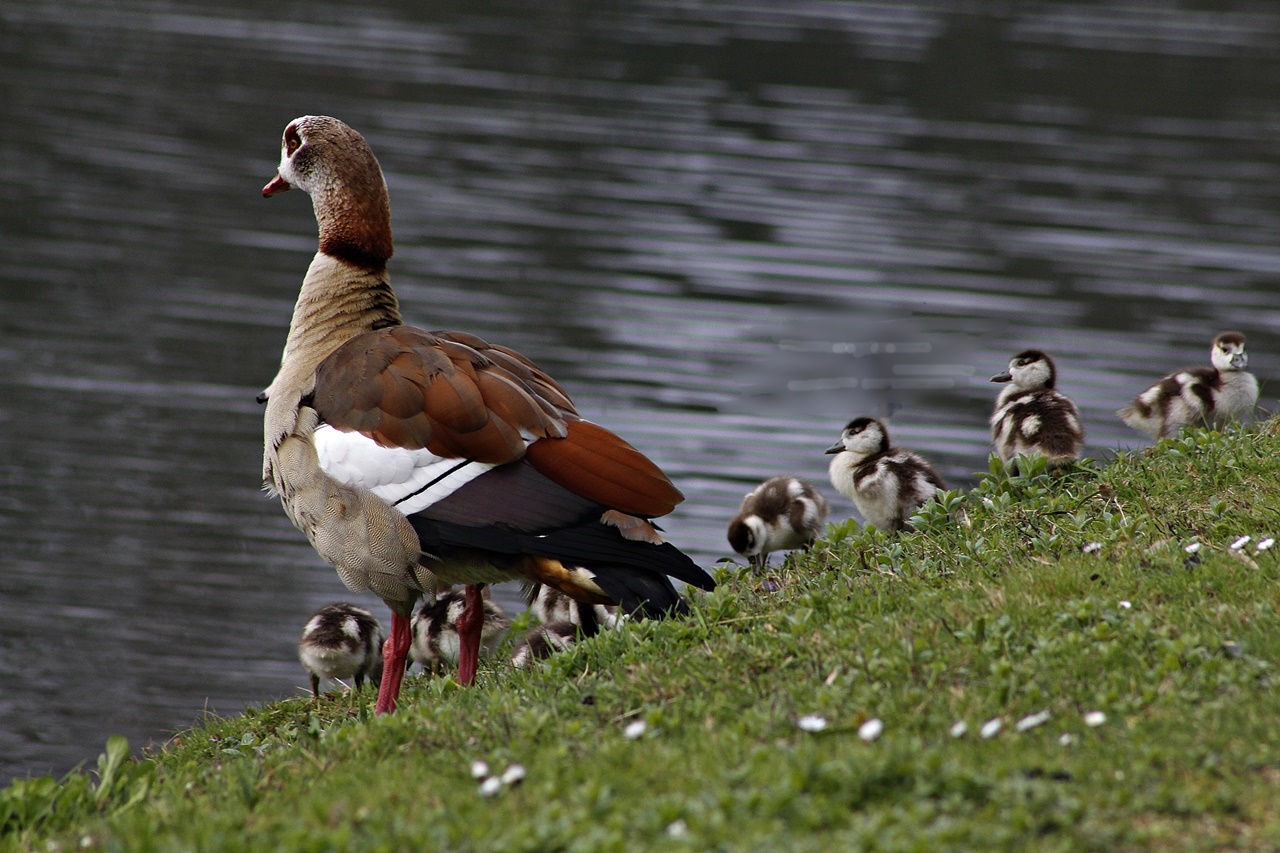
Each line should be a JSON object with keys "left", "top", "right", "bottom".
{"left": 313, "top": 424, "right": 500, "bottom": 516}
{"left": 786, "top": 478, "right": 805, "bottom": 501}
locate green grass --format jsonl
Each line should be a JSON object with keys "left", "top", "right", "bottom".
{"left": 7, "top": 421, "right": 1280, "bottom": 851}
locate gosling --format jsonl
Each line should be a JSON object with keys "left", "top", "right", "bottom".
{"left": 510, "top": 621, "right": 580, "bottom": 668}
{"left": 1118, "top": 331, "right": 1258, "bottom": 439}
{"left": 298, "top": 603, "right": 385, "bottom": 698}
{"left": 726, "top": 476, "right": 829, "bottom": 571}
{"left": 528, "top": 583, "right": 618, "bottom": 634}
{"left": 990, "top": 349, "right": 1084, "bottom": 469}
{"left": 410, "top": 589, "right": 509, "bottom": 675}
{"left": 507, "top": 583, "right": 620, "bottom": 668}
{"left": 825, "top": 418, "right": 945, "bottom": 532}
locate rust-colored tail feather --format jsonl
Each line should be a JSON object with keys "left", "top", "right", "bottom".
{"left": 525, "top": 420, "right": 683, "bottom": 518}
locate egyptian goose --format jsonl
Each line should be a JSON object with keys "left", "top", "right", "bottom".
{"left": 298, "top": 603, "right": 385, "bottom": 698}
{"left": 260, "top": 116, "right": 715, "bottom": 714}
{"left": 989, "top": 350, "right": 1084, "bottom": 469}
{"left": 726, "top": 476, "right": 829, "bottom": 571}
{"left": 1118, "top": 331, "right": 1258, "bottom": 439}
{"left": 825, "top": 418, "right": 945, "bottom": 532}
{"left": 410, "top": 589, "right": 509, "bottom": 675}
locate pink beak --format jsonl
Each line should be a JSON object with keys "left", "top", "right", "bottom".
{"left": 262, "top": 173, "right": 292, "bottom": 197}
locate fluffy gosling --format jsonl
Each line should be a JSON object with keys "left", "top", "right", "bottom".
{"left": 825, "top": 418, "right": 945, "bottom": 532}
{"left": 410, "top": 589, "right": 509, "bottom": 675}
{"left": 298, "top": 603, "right": 385, "bottom": 698}
{"left": 726, "top": 476, "right": 829, "bottom": 571}
{"left": 1118, "top": 331, "right": 1258, "bottom": 439}
{"left": 990, "top": 349, "right": 1084, "bottom": 469}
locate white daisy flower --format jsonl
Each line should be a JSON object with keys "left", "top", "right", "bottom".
{"left": 623, "top": 720, "right": 648, "bottom": 740}
{"left": 470, "top": 760, "right": 490, "bottom": 780}
{"left": 980, "top": 718, "right": 1003, "bottom": 739}
{"left": 1256, "top": 538, "right": 1275, "bottom": 552}
{"left": 796, "top": 715, "right": 828, "bottom": 733}
{"left": 479, "top": 776, "right": 503, "bottom": 797}
{"left": 1015, "top": 710, "right": 1051, "bottom": 732}
{"left": 1059, "top": 733, "right": 1076, "bottom": 746}
{"left": 857, "top": 718, "right": 883, "bottom": 741}
{"left": 1118, "top": 600, "right": 1132, "bottom": 610}
{"left": 1184, "top": 542, "right": 1202, "bottom": 554}
{"left": 1231, "top": 535, "right": 1251, "bottom": 551}
{"left": 1082, "top": 542, "right": 1103, "bottom": 554}
{"left": 1084, "top": 711, "right": 1107, "bottom": 727}
{"left": 949, "top": 720, "right": 968, "bottom": 738}
{"left": 501, "top": 764, "right": 526, "bottom": 786}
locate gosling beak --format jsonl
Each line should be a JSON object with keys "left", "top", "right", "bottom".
{"left": 262, "top": 173, "right": 292, "bottom": 197}
{"left": 990, "top": 371, "right": 1012, "bottom": 383}
{"left": 1230, "top": 353, "right": 1248, "bottom": 369}
{"left": 824, "top": 441, "right": 844, "bottom": 455}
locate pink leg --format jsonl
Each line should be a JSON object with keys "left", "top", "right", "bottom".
{"left": 456, "top": 584, "right": 485, "bottom": 686}
{"left": 375, "top": 611, "right": 412, "bottom": 715}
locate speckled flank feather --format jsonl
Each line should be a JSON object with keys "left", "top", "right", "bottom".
{"left": 409, "top": 590, "right": 509, "bottom": 674}
{"left": 826, "top": 418, "right": 944, "bottom": 532}
{"left": 726, "top": 476, "right": 829, "bottom": 569}
{"left": 1118, "top": 332, "right": 1258, "bottom": 440}
{"left": 297, "top": 603, "right": 386, "bottom": 697}
{"left": 989, "top": 350, "right": 1084, "bottom": 468}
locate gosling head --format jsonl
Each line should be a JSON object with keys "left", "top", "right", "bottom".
{"left": 991, "top": 350, "right": 1056, "bottom": 390}
{"left": 825, "top": 416, "right": 890, "bottom": 458}
{"left": 726, "top": 515, "right": 768, "bottom": 572}
{"left": 1211, "top": 331, "right": 1248, "bottom": 372}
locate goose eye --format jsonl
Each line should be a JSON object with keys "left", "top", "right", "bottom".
{"left": 284, "top": 127, "right": 301, "bottom": 154}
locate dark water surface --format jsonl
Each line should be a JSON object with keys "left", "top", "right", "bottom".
{"left": 3, "top": 0, "right": 1280, "bottom": 781}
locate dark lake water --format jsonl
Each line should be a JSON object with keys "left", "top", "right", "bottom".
{"left": 3, "top": 0, "right": 1280, "bottom": 782}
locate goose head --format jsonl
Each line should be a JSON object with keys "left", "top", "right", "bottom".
{"left": 825, "top": 416, "right": 890, "bottom": 458}
{"left": 1211, "top": 331, "right": 1248, "bottom": 372}
{"left": 991, "top": 350, "right": 1056, "bottom": 390}
{"left": 263, "top": 115, "right": 394, "bottom": 267}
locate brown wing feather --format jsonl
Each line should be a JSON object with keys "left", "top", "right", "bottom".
{"left": 524, "top": 420, "right": 684, "bottom": 518}
{"left": 312, "top": 326, "right": 574, "bottom": 463}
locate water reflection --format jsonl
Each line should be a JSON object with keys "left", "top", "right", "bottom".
{"left": 2, "top": 0, "right": 1279, "bottom": 781}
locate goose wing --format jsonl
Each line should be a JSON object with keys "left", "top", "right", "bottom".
{"left": 308, "top": 325, "right": 684, "bottom": 524}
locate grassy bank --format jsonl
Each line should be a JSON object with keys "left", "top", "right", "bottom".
{"left": 6, "top": 420, "right": 1280, "bottom": 851}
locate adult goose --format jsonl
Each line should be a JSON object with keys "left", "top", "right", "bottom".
{"left": 1118, "top": 332, "right": 1258, "bottom": 440}
{"left": 260, "top": 116, "right": 714, "bottom": 714}
{"left": 989, "top": 350, "right": 1084, "bottom": 469}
